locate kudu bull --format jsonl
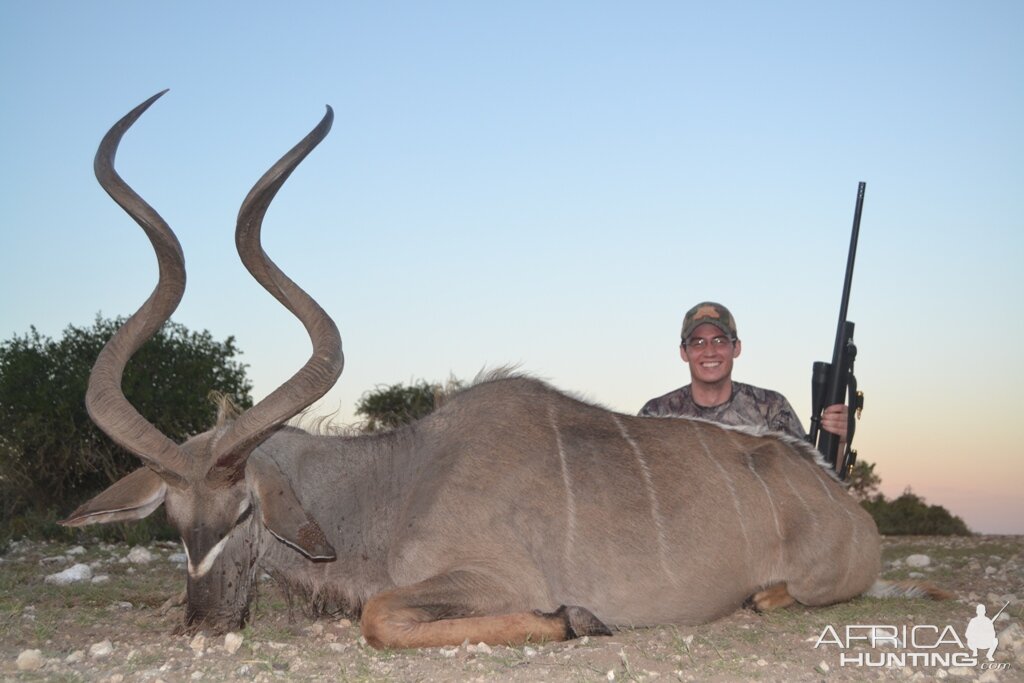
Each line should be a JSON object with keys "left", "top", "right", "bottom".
{"left": 63, "top": 92, "right": 883, "bottom": 649}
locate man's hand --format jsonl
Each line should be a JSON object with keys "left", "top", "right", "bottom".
{"left": 820, "top": 403, "right": 848, "bottom": 441}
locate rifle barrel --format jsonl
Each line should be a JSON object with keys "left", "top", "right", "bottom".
{"left": 826, "top": 182, "right": 865, "bottom": 408}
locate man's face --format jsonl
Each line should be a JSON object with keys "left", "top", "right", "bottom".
{"left": 679, "top": 322, "right": 742, "bottom": 385}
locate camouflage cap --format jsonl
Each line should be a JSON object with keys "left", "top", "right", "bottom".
{"left": 680, "top": 302, "right": 738, "bottom": 341}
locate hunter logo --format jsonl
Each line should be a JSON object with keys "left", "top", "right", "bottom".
{"left": 967, "top": 602, "right": 1008, "bottom": 661}
{"left": 814, "top": 601, "right": 1012, "bottom": 671}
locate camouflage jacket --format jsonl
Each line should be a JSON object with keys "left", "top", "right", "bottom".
{"left": 638, "top": 381, "right": 807, "bottom": 440}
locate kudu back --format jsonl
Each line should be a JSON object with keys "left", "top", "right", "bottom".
{"left": 63, "top": 92, "right": 881, "bottom": 649}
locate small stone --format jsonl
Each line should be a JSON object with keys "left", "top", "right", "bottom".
{"left": 190, "top": 633, "right": 206, "bottom": 655}
{"left": 45, "top": 563, "right": 93, "bottom": 585}
{"left": 978, "top": 671, "right": 1001, "bottom": 683}
{"left": 815, "top": 660, "right": 830, "bottom": 673}
{"left": 948, "top": 667, "right": 973, "bottom": 677}
{"left": 91, "top": 574, "right": 110, "bottom": 584}
{"left": 934, "top": 669, "right": 948, "bottom": 679}
{"left": 335, "top": 618, "right": 352, "bottom": 628}
{"left": 65, "top": 650, "right": 85, "bottom": 663}
{"left": 89, "top": 640, "right": 113, "bottom": 659}
{"left": 756, "top": 658, "right": 768, "bottom": 666}
{"left": 67, "top": 545, "right": 86, "bottom": 555}
{"left": 606, "top": 671, "right": 616, "bottom": 681}
{"left": 440, "top": 646, "right": 458, "bottom": 658}
{"left": 109, "top": 675, "right": 125, "bottom": 683}
{"left": 985, "top": 566, "right": 997, "bottom": 575}
{"left": 126, "top": 546, "right": 154, "bottom": 564}
{"left": 905, "top": 554, "right": 931, "bottom": 568}
{"left": 168, "top": 553, "right": 187, "bottom": 565}
{"left": 474, "top": 642, "right": 492, "bottom": 655}
{"left": 523, "top": 646, "right": 537, "bottom": 657}
{"left": 224, "top": 632, "right": 244, "bottom": 654}
{"left": 328, "top": 643, "right": 346, "bottom": 653}
{"left": 16, "top": 649, "right": 44, "bottom": 671}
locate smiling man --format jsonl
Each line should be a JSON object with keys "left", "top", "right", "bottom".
{"left": 639, "top": 301, "right": 847, "bottom": 442}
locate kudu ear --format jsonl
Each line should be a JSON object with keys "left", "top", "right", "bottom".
{"left": 60, "top": 467, "right": 167, "bottom": 527}
{"left": 247, "top": 458, "right": 336, "bottom": 561}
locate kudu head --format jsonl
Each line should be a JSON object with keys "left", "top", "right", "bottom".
{"left": 61, "top": 91, "right": 343, "bottom": 631}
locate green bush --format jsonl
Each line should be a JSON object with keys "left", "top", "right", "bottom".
{"left": 861, "top": 488, "right": 971, "bottom": 536}
{"left": 354, "top": 378, "right": 463, "bottom": 432}
{"left": 0, "top": 316, "right": 252, "bottom": 542}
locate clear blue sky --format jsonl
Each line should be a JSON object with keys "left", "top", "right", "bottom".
{"left": 2, "top": 2, "right": 1021, "bottom": 533}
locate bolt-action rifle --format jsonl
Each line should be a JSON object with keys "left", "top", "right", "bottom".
{"left": 809, "top": 182, "right": 866, "bottom": 480}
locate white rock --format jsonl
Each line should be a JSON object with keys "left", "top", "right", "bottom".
{"left": 91, "top": 574, "right": 110, "bottom": 584}
{"left": 168, "top": 553, "right": 187, "bottom": 564}
{"left": 523, "top": 646, "right": 537, "bottom": 657}
{"left": 67, "top": 545, "right": 86, "bottom": 555}
{"left": 439, "top": 646, "right": 458, "bottom": 658}
{"left": 224, "top": 632, "right": 244, "bottom": 654}
{"left": 474, "top": 642, "right": 492, "bottom": 654}
{"left": 89, "top": 640, "right": 113, "bottom": 659}
{"left": 190, "top": 633, "right": 206, "bottom": 654}
{"left": 985, "top": 566, "right": 997, "bottom": 575}
{"left": 126, "top": 546, "right": 154, "bottom": 564}
{"left": 606, "top": 671, "right": 616, "bottom": 681}
{"left": 815, "top": 661, "right": 830, "bottom": 673}
{"left": 65, "top": 650, "right": 85, "bottom": 664}
{"left": 905, "top": 554, "right": 931, "bottom": 568}
{"left": 934, "top": 669, "right": 948, "bottom": 679}
{"left": 948, "top": 666, "right": 973, "bottom": 677}
{"left": 16, "top": 649, "right": 44, "bottom": 671}
{"left": 978, "top": 671, "right": 1001, "bottom": 683}
{"left": 45, "top": 563, "right": 93, "bottom": 585}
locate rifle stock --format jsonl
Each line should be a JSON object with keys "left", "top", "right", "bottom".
{"left": 810, "top": 182, "right": 866, "bottom": 480}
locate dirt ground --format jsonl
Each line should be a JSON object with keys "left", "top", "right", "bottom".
{"left": 2, "top": 535, "right": 1021, "bottom": 682}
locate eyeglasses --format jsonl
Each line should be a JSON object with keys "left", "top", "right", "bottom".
{"left": 682, "top": 335, "right": 735, "bottom": 350}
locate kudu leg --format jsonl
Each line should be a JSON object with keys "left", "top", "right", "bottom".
{"left": 360, "top": 571, "right": 611, "bottom": 649}
{"left": 745, "top": 582, "right": 796, "bottom": 612}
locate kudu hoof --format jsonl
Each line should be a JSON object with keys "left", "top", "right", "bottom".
{"left": 543, "top": 605, "right": 613, "bottom": 639}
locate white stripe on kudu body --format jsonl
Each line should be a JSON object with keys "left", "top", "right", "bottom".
{"left": 612, "top": 415, "right": 676, "bottom": 585}
{"left": 692, "top": 422, "right": 752, "bottom": 559}
{"left": 549, "top": 403, "right": 578, "bottom": 570}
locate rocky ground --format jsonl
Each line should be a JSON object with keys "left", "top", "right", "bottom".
{"left": 2, "top": 535, "right": 1021, "bottom": 682}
